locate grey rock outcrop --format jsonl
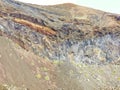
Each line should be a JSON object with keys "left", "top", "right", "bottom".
{"left": 0, "top": 0, "right": 120, "bottom": 64}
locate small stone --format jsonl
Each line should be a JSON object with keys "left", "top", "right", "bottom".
{"left": 21, "top": 56, "right": 24, "bottom": 60}
{"left": 87, "top": 79, "right": 90, "bottom": 81}
{"left": 9, "top": 53, "right": 12, "bottom": 57}
{"left": 0, "top": 54, "right": 2, "bottom": 58}
{"left": 36, "top": 74, "right": 41, "bottom": 79}
{"left": 45, "top": 76, "right": 50, "bottom": 80}
{"left": 31, "top": 62, "right": 35, "bottom": 66}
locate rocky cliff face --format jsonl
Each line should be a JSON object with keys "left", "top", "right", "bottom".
{"left": 0, "top": 0, "right": 120, "bottom": 89}
{"left": 0, "top": 0, "right": 119, "bottom": 65}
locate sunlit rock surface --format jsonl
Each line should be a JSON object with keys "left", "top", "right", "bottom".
{"left": 0, "top": 0, "right": 120, "bottom": 90}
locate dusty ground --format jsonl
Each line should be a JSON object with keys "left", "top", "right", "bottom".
{"left": 0, "top": 36, "right": 56, "bottom": 90}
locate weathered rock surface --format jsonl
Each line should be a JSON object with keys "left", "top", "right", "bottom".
{"left": 0, "top": 0, "right": 120, "bottom": 89}
{"left": 0, "top": 0, "right": 119, "bottom": 64}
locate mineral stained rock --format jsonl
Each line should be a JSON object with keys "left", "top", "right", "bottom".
{"left": 0, "top": 0, "right": 120, "bottom": 90}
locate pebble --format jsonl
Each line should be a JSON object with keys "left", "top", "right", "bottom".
{"left": 9, "top": 53, "right": 12, "bottom": 57}
{"left": 0, "top": 54, "right": 2, "bottom": 58}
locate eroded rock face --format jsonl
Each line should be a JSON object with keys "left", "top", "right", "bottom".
{"left": 0, "top": 0, "right": 120, "bottom": 90}
{"left": 0, "top": 20, "right": 119, "bottom": 65}
{"left": 63, "top": 34, "right": 120, "bottom": 64}
{"left": 0, "top": 0, "right": 120, "bottom": 65}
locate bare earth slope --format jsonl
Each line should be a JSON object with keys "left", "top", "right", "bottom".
{"left": 0, "top": 36, "right": 57, "bottom": 90}
{"left": 0, "top": 0, "right": 120, "bottom": 90}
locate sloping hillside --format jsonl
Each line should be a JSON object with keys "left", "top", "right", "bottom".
{"left": 0, "top": 0, "right": 120, "bottom": 90}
